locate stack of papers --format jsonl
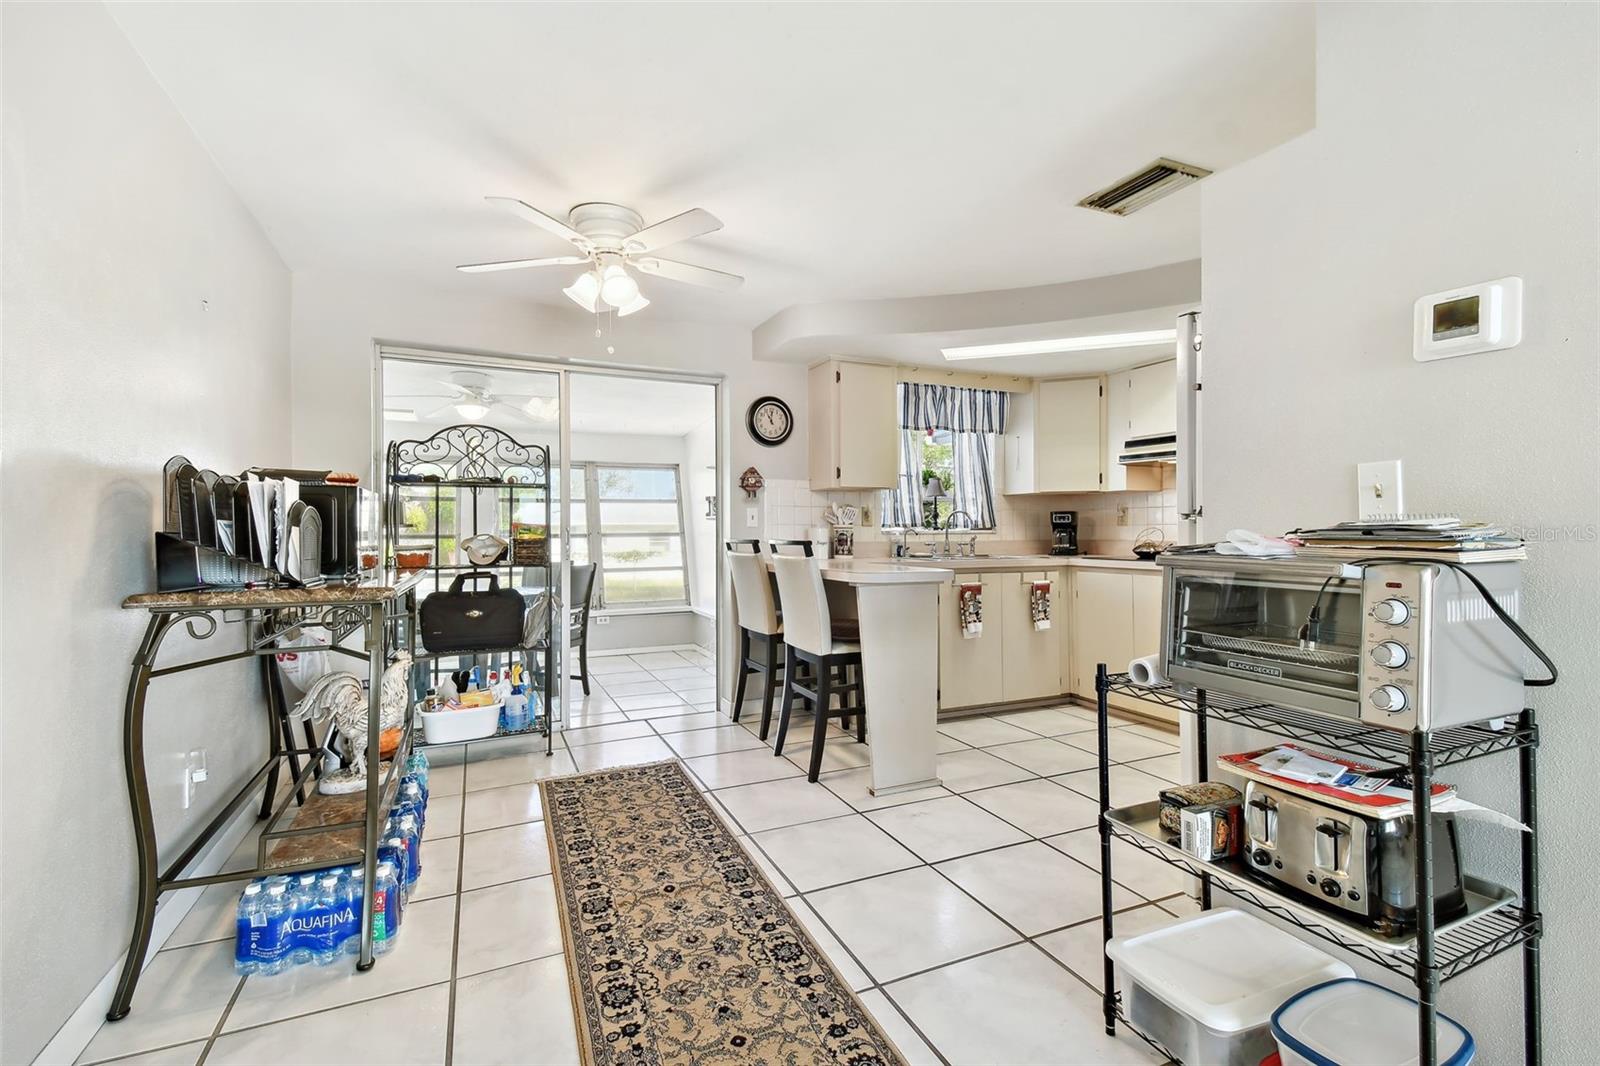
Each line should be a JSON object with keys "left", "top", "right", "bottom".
{"left": 1288, "top": 516, "right": 1522, "bottom": 554}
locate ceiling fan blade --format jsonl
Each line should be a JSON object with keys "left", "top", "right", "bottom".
{"left": 457, "top": 255, "right": 587, "bottom": 273}
{"left": 633, "top": 256, "right": 744, "bottom": 291}
{"left": 423, "top": 400, "right": 458, "bottom": 418}
{"left": 623, "top": 208, "right": 722, "bottom": 254}
{"left": 485, "top": 196, "right": 591, "bottom": 251}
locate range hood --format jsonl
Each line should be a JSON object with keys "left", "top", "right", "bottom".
{"left": 1118, "top": 432, "right": 1178, "bottom": 465}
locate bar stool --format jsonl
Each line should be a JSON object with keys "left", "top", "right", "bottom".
{"left": 769, "top": 546, "right": 867, "bottom": 782}
{"left": 726, "top": 540, "right": 783, "bottom": 731}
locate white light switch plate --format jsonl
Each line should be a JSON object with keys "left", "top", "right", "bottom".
{"left": 1357, "top": 460, "right": 1403, "bottom": 519}
{"left": 745, "top": 507, "right": 758, "bottom": 528}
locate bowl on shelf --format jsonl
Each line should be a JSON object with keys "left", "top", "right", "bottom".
{"left": 395, "top": 549, "right": 432, "bottom": 571}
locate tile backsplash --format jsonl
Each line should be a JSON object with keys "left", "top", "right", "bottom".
{"left": 758, "top": 464, "right": 1182, "bottom": 557}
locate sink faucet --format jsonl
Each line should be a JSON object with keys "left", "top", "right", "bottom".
{"left": 943, "top": 510, "right": 975, "bottom": 556}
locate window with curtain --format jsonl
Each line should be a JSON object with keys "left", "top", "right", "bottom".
{"left": 882, "top": 383, "right": 1009, "bottom": 530}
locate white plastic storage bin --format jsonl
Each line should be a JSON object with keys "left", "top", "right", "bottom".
{"left": 1106, "top": 908, "right": 1354, "bottom": 1066}
{"left": 418, "top": 701, "right": 502, "bottom": 745}
{"left": 1271, "top": 978, "right": 1475, "bottom": 1066}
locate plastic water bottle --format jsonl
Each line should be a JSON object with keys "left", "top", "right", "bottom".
{"left": 254, "top": 879, "right": 294, "bottom": 975}
{"left": 396, "top": 812, "right": 422, "bottom": 891}
{"left": 235, "top": 883, "right": 265, "bottom": 976}
{"left": 380, "top": 837, "right": 410, "bottom": 898}
{"left": 399, "top": 778, "right": 427, "bottom": 822}
{"left": 405, "top": 751, "right": 430, "bottom": 793}
{"left": 310, "top": 872, "right": 347, "bottom": 966}
{"left": 342, "top": 868, "right": 367, "bottom": 956}
{"left": 372, "top": 860, "right": 402, "bottom": 955}
{"left": 287, "top": 873, "right": 320, "bottom": 965}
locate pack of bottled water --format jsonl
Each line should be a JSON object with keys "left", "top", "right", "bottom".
{"left": 235, "top": 753, "right": 431, "bottom": 975}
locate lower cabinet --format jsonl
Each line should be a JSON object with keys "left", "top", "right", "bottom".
{"left": 1000, "top": 571, "right": 1063, "bottom": 702}
{"left": 1069, "top": 567, "right": 1174, "bottom": 724}
{"left": 937, "top": 573, "right": 1004, "bottom": 709}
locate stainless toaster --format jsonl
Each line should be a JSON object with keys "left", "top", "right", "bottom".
{"left": 1242, "top": 781, "right": 1467, "bottom": 934}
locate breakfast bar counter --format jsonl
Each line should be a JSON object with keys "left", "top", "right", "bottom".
{"left": 758, "top": 557, "right": 952, "bottom": 796}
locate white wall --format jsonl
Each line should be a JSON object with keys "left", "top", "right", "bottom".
{"left": 1200, "top": 3, "right": 1598, "bottom": 1059}
{"left": 684, "top": 418, "right": 719, "bottom": 610}
{"left": 1, "top": 4, "right": 293, "bottom": 1062}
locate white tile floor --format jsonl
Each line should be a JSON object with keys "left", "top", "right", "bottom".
{"left": 81, "top": 646, "right": 1182, "bottom": 1066}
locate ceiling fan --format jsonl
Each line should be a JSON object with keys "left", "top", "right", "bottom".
{"left": 457, "top": 198, "right": 743, "bottom": 316}
{"left": 386, "top": 371, "right": 557, "bottom": 423}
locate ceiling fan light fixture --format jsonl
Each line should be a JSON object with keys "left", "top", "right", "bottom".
{"left": 563, "top": 269, "right": 603, "bottom": 313}
{"left": 599, "top": 263, "right": 640, "bottom": 308}
{"left": 616, "top": 293, "right": 650, "bottom": 317}
{"left": 455, "top": 402, "right": 490, "bottom": 421}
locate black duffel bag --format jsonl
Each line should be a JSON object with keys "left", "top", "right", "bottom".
{"left": 419, "top": 570, "right": 526, "bottom": 653}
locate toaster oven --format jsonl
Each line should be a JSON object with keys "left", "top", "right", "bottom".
{"left": 1242, "top": 780, "right": 1467, "bottom": 934}
{"left": 1158, "top": 552, "right": 1525, "bottom": 731}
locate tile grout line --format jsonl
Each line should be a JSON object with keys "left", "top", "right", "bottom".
{"left": 443, "top": 756, "right": 469, "bottom": 1066}
{"left": 192, "top": 973, "right": 246, "bottom": 1065}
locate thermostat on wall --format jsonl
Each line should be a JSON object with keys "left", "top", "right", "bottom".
{"left": 1413, "top": 276, "right": 1522, "bottom": 362}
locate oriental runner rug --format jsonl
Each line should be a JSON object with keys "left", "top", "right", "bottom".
{"left": 541, "top": 759, "right": 905, "bottom": 1066}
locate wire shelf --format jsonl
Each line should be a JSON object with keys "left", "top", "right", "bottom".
{"left": 1104, "top": 806, "right": 1540, "bottom": 981}
{"left": 1102, "top": 674, "right": 1536, "bottom": 768}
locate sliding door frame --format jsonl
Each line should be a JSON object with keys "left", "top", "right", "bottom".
{"left": 371, "top": 341, "right": 727, "bottom": 734}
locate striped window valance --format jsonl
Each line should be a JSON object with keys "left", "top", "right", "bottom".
{"left": 898, "top": 383, "right": 1010, "bottom": 434}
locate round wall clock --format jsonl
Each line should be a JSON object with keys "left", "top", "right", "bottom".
{"left": 746, "top": 396, "right": 793, "bottom": 446}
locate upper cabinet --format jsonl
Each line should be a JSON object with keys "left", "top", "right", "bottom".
{"left": 1003, "top": 375, "right": 1104, "bottom": 494}
{"left": 1104, "top": 359, "right": 1176, "bottom": 492}
{"left": 808, "top": 359, "right": 898, "bottom": 489}
{"left": 1127, "top": 360, "right": 1177, "bottom": 439}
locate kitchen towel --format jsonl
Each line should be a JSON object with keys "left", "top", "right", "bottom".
{"left": 1030, "top": 580, "right": 1052, "bottom": 630}
{"left": 1214, "top": 528, "right": 1296, "bottom": 557}
{"left": 958, "top": 583, "right": 983, "bottom": 638}
{"left": 1129, "top": 654, "right": 1166, "bottom": 687}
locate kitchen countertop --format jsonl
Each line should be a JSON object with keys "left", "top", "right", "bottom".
{"left": 762, "top": 556, "right": 954, "bottom": 585}
{"left": 879, "top": 553, "right": 1160, "bottom": 574}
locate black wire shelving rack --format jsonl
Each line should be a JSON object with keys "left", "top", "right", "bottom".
{"left": 387, "top": 424, "right": 557, "bottom": 756}
{"left": 1094, "top": 668, "right": 1542, "bottom": 1065}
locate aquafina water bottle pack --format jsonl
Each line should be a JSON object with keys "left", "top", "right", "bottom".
{"left": 234, "top": 753, "right": 430, "bottom": 975}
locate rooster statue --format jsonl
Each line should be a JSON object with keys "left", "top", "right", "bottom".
{"left": 293, "top": 653, "right": 413, "bottom": 795}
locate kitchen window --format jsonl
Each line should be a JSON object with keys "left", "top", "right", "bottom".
{"left": 564, "top": 463, "right": 690, "bottom": 608}
{"left": 883, "top": 383, "right": 1009, "bottom": 530}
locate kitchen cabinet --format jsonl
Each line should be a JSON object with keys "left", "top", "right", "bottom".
{"left": 1069, "top": 569, "right": 1135, "bottom": 698}
{"left": 937, "top": 573, "right": 1005, "bottom": 709}
{"left": 1104, "top": 361, "right": 1173, "bottom": 492}
{"left": 808, "top": 359, "right": 898, "bottom": 489}
{"left": 1127, "top": 360, "right": 1177, "bottom": 440}
{"left": 1069, "top": 566, "right": 1175, "bottom": 724}
{"left": 1000, "top": 571, "right": 1063, "bottom": 702}
{"left": 1002, "top": 375, "right": 1103, "bottom": 494}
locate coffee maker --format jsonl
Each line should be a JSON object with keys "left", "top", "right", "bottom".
{"left": 1049, "top": 511, "right": 1079, "bottom": 556}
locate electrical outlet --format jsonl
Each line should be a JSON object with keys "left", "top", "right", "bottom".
{"left": 182, "top": 749, "right": 208, "bottom": 809}
{"left": 1116, "top": 503, "right": 1129, "bottom": 527}
{"left": 592, "top": 613, "right": 611, "bottom": 625}
{"left": 1357, "top": 460, "right": 1404, "bottom": 519}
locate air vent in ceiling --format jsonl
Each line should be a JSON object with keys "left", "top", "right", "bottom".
{"left": 1077, "top": 158, "right": 1213, "bottom": 216}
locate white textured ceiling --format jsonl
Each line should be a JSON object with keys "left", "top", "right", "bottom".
{"left": 110, "top": 2, "right": 1313, "bottom": 327}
